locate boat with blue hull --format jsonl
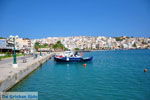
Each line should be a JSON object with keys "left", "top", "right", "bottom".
{"left": 54, "top": 56, "right": 93, "bottom": 62}
{"left": 54, "top": 51, "right": 93, "bottom": 62}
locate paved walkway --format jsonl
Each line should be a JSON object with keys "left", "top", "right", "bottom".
{"left": 0, "top": 55, "right": 31, "bottom": 66}
{"left": 0, "top": 53, "right": 52, "bottom": 82}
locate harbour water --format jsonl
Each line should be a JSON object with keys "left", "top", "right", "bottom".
{"left": 9, "top": 49, "right": 150, "bottom": 100}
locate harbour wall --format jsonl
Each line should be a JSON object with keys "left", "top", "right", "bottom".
{"left": 0, "top": 54, "right": 52, "bottom": 92}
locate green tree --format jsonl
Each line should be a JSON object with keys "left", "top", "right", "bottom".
{"left": 34, "top": 42, "right": 50, "bottom": 51}
{"left": 115, "top": 37, "right": 124, "bottom": 41}
{"left": 133, "top": 43, "right": 137, "bottom": 47}
{"left": 44, "top": 43, "right": 48, "bottom": 47}
{"left": 0, "top": 37, "right": 6, "bottom": 39}
{"left": 34, "top": 42, "right": 40, "bottom": 51}
{"left": 74, "top": 48, "right": 80, "bottom": 51}
{"left": 52, "top": 41, "right": 66, "bottom": 51}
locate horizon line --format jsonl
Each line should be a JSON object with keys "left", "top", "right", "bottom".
{"left": 1, "top": 35, "right": 150, "bottom": 40}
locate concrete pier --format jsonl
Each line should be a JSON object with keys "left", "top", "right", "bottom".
{"left": 0, "top": 54, "right": 52, "bottom": 92}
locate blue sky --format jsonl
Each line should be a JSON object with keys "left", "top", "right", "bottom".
{"left": 0, "top": 0, "right": 150, "bottom": 38}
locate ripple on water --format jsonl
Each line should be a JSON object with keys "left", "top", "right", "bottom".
{"left": 9, "top": 50, "right": 150, "bottom": 100}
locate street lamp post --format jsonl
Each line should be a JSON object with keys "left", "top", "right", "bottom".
{"left": 40, "top": 48, "right": 42, "bottom": 56}
{"left": 11, "top": 36, "right": 18, "bottom": 68}
{"left": 13, "top": 37, "right": 17, "bottom": 64}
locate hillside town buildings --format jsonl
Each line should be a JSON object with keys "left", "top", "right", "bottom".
{"left": 0, "top": 36, "right": 35, "bottom": 53}
{"left": 35, "top": 36, "right": 150, "bottom": 50}
{"left": 0, "top": 36, "right": 150, "bottom": 53}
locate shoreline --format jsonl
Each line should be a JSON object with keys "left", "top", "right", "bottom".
{"left": 91, "top": 48, "right": 150, "bottom": 51}
{"left": 72, "top": 48, "right": 150, "bottom": 52}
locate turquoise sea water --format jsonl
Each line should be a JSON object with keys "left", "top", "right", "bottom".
{"left": 9, "top": 50, "right": 150, "bottom": 100}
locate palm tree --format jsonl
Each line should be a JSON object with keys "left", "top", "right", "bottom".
{"left": 34, "top": 42, "right": 40, "bottom": 51}
{"left": 52, "top": 41, "right": 66, "bottom": 51}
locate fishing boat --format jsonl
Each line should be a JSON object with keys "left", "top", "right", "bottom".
{"left": 54, "top": 51, "right": 93, "bottom": 62}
